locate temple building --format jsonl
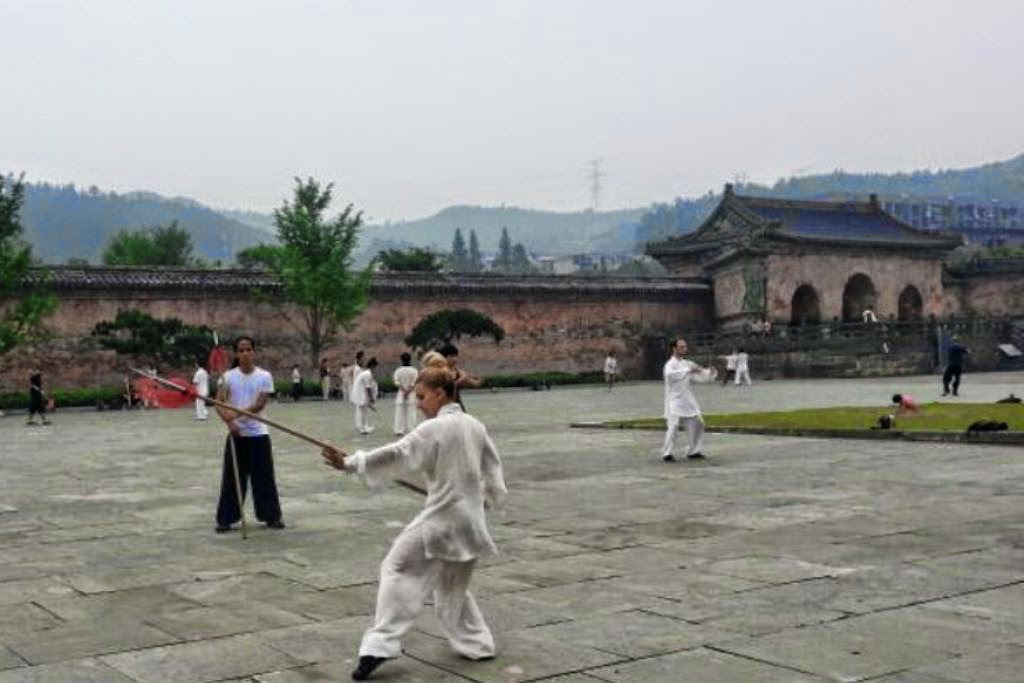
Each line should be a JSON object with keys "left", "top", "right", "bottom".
{"left": 646, "top": 184, "right": 965, "bottom": 331}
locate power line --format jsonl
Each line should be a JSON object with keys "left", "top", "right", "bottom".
{"left": 586, "top": 158, "right": 606, "bottom": 213}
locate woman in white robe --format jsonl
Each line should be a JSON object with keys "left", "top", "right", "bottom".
{"left": 321, "top": 366, "right": 507, "bottom": 681}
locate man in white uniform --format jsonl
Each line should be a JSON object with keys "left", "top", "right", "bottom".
{"left": 351, "top": 357, "right": 379, "bottom": 434}
{"left": 321, "top": 365, "right": 507, "bottom": 681}
{"left": 192, "top": 359, "right": 209, "bottom": 420}
{"left": 392, "top": 352, "right": 419, "bottom": 435}
{"left": 662, "top": 337, "right": 716, "bottom": 462}
{"left": 734, "top": 347, "right": 752, "bottom": 386}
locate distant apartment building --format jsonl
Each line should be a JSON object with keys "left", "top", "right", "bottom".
{"left": 880, "top": 196, "right": 1024, "bottom": 246}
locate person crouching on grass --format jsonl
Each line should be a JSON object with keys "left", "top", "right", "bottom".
{"left": 321, "top": 366, "right": 507, "bottom": 681}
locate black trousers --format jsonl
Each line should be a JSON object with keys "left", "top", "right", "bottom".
{"left": 942, "top": 365, "right": 962, "bottom": 394}
{"left": 216, "top": 434, "right": 283, "bottom": 525}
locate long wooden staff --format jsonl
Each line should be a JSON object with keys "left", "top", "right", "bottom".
{"left": 130, "top": 367, "right": 428, "bottom": 497}
{"left": 227, "top": 434, "right": 249, "bottom": 539}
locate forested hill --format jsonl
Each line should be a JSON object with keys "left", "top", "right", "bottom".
{"left": 17, "top": 183, "right": 272, "bottom": 264}
{"left": 741, "top": 153, "right": 1024, "bottom": 202}
{"left": 358, "top": 205, "right": 647, "bottom": 257}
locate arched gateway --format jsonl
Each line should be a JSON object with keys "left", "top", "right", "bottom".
{"left": 790, "top": 284, "right": 821, "bottom": 326}
{"left": 842, "top": 273, "right": 877, "bottom": 322}
{"left": 898, "top": 285, "right": 924, "bottom": 320}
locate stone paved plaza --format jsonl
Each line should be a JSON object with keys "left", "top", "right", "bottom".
{"left": 1, "top": 371, "right": 1023, "bottom": 682}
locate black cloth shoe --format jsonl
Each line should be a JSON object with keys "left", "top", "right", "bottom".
{"left": 352, "top": 655, "right": 386, "bottom": 680}
{"left": 662, "top": 454, "right": 676, "bottom": 462}
{"left": 266, "top": 519, "right": 286, "bottom": 530}
{"left": 687, "top": 452, "right": 706, "bottom": 459}
{"left": 215, "top": 524, "right": 232, "bottom": 534}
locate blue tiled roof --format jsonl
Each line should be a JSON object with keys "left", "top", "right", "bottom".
{"left": 737, "top": 196, "right": 959, "bottom": 245}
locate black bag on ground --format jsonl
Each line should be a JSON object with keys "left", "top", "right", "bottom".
{"left": 966, "top": 420, "right": 1008, "bottom": 433}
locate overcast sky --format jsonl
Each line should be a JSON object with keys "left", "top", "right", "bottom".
{"left": 3, "top": 0, "right": 1023, "bottom": 221}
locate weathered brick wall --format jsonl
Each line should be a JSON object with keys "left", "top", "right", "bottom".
{"left": 0, "top": 270, "right": 713, "bottom": 390}
{"left": 947, "top": 272, "right": 1024, "bottom": 317}
{"left": 765, "top": 252, "right": 951, "bottom": 323}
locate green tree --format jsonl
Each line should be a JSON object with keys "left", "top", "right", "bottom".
{"left": 0, "top": 175, "right": 56, "bottom": 356}
{"left": 235, "top": 243, "right": 280, "bottom": 270}
{"left": 494, "top": 227, "right": 513, "bottom": 272}
{"left": 510, "top": 243, "right": 533, "bottom": 273}
{"left": 450, "top": 228, "right": 468, "bottom": 271}
{"left": 255, "top": 177, "right": 373, "bottom": 367}
{"left": 92, "top": 309, "right": 213, "bottom": 369}
{"left": 102, "top": 221, "right": 199, "bottom": 266}
{"left": 468, "top": 229, "right": 483, "bottom": 273}
{"left": 65, "top": 257, "right": 90, "bottom": 267}
{"left": 377, "top": 247, "right": 445, "bottom": 272}
{"left": 404, "top": 308, "right": 505, "bottom": 352}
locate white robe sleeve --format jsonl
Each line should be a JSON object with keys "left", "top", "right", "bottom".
{"left": 344, "top": 428, "right": 433, "bottom": 490}
{"left": 481, "top": 430, "right": 508, "bottom": 511}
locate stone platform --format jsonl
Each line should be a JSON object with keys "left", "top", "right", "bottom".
{"left": 0, "top": 371, "right": 1022, "bottom": 681}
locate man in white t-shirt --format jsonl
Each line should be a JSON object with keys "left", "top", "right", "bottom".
{"left": 603, "top": 350, "right": 619, "bottom": 391}
{"left": 662, "top": 337, "right": 717, "bottom": 462}
{"left": 720, "top": 350, "right": 738, "bottom": 386}
{"left": 351, "top": 357, "right": 379, "bottom": 435}
{"left": 393, "top": 352, "right": 419, "bottom": 435}
{"left": 192, "top": 359, "right": 209, "bottom": 420}
{"left": 214, "top": 336, "right": 284, "bottom": 533}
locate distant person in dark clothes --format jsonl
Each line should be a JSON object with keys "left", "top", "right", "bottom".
{"left": 215, "top": 336, "right": 285, "bottom": 533}
{"left": 26, "top": 367, "right": 51, "bottom": 426}
{"left": 942, "top": 338, "right": 969, "bottom": 397}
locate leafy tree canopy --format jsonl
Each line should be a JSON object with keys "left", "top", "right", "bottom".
{"left": 254, "top": 177, "right": 373, "bottom": 367}
{"left": 92, "top": 309, "right": 212, "bottom": 369}
{"left": 235, "top": 243, "right": 280, "bottom": 270}
{"left": 377, "top": 246, "right": 445, "bottom": 272}
{"left": 102, "top": 221, "right": 200, "bottom": 266}
{"left": 404, "top": 308, "right": 505, "bottom": 352}
{"left": 0, "top": 174, "right": 56, "bottom": 356}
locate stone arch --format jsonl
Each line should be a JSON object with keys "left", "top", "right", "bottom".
{"left": 897, "top": 285, "right": 923, "bottom": 321}
{"left": 842, "top": 273, "right": 877, "bottom": 322}
{"left": 790, "top": 284, "right": 822, "bottom": 326}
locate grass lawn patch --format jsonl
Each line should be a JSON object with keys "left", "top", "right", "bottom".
{"left": 605, "top": 402, "right": 1024, "bottom": 432}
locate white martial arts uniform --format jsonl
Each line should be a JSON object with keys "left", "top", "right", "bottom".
{"left": 352, "top": 368, "right": 376, "bottom": 434}
{"left": 341, "top": 365, "right": 356, "bottom": 403}
{"left": 344, "top": 403, "right": 507, "bottom": 660}
{"left": 392, "top": 365, "right": 419, "bottom": 435}
{"left": 734, "top": 352, "right": 751, "bottom": 386}
{"left": 192, "top": 367, "right": 209, "bottom": 420}
{"left": 662, "top": 356, "right": 715, "bottom": 458}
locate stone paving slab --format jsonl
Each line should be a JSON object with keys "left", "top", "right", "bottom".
{"left": 100, "top": 633, "right": 307, "bottom": 682}
{"left": 0, "top": 373, "right": 1022, "bottom": 681}
{"left": 588, "top": 647, "right": 830, "bottom": 682}
{"left": 0, "top": 658, "right": 137, "bottom": 683}
{"left": 4, "top": 618, "right": 178, "bottom": 665}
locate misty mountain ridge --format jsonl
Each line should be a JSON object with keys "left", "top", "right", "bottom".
{"left": 9, "top": 152, "right": 1024, "bottom": 264}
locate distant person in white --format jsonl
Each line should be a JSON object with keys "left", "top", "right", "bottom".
{"left": 352, "top": 357, "right": 379, "bottom": 434}
{"left": 393, "top": 352, "right": 419, "bottom": 435}
{"left": 720, "top": 349, "right": 738, "bottom": 386}
{"left": 734, "top": 347, "right": 751, "bottom": 386}
{"left": 662, "top": 337, "right": 717, "bottom": 462}
{"left": 192, "top": 359, "right": 209, "bottom": 420}
{"left": 603, "top": 350, "right": 619, "bottom": 391}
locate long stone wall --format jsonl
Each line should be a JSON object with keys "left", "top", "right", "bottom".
{"left": 0, "top": 268, "right": 713, "bottom": 390}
